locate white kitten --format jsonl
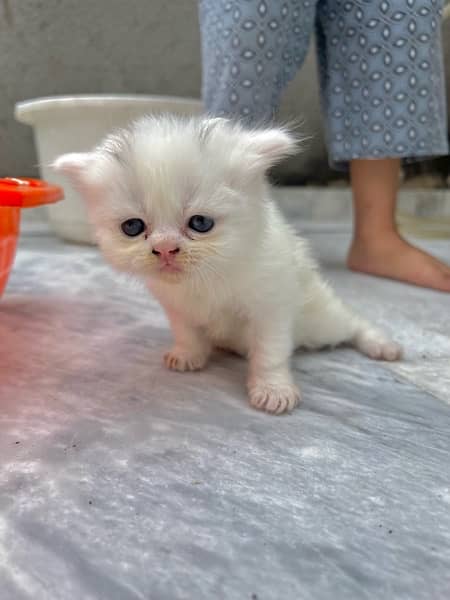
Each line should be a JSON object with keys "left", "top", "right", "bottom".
{"left": 54, "top": 116, "right": 401, "bottom": 415}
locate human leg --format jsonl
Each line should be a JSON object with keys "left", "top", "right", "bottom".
{"left": 316, "top": 0, "right": 450, "bottom": 290}
{"left": 199, "top": 0, "right": 318, "bottom": 122}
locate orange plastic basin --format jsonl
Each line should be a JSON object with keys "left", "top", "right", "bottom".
{"left": 0, "top": 178, "right": 63, "bottom": 296}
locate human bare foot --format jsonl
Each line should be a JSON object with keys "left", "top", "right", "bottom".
{"left": 347, "top": 233, "right": 450, "bottom": 292}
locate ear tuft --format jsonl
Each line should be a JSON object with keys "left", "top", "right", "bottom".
{"left": 245, "top": 128, "right": 298, "bottom": 170}
{"left": 52, "top": 152, "right": 95, "bottom": 185}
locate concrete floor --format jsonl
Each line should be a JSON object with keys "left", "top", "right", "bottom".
{"left": 0, "top": 224, "right": 449, "bottom": 600}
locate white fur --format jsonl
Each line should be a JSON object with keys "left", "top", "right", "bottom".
{"left": 54, "top": 116, "right": 402, "bottom": 415}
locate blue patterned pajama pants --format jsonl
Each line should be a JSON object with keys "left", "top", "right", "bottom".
{"left": 199, "top": 0, "right": 449, "bottom": 167}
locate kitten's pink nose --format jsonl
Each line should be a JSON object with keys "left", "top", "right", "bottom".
{"left": 151, "top": 242, "right": 180, "bottom": 261}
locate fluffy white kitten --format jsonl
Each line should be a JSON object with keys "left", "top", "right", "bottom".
{"left": 54, "top": 116, "right": 401, "bottom": 415}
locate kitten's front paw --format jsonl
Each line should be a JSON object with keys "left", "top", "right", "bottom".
{"left": 248, "top": 380, "right": 301, "bottom": 415}
{"left": 164, "top": 347, "right": 209, "bottom": 372}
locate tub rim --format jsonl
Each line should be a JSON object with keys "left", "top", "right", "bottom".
{"left": 15, "top": 94, "right": 203, "bottom": 125}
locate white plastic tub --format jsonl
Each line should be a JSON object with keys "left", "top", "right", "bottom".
{"left": 15, "top": 95, "right": 203, "bottom": 244}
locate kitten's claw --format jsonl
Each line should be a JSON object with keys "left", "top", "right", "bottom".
{"left": 164, "top": 348, "right": 208, "bottom": 372}
{"left": 354, "top": 330, "right": 402, "bottom": 362}
{"left": 248, "top": 381, "right": 301, "bottom": 415}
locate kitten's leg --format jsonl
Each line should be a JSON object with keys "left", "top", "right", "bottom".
{"left": 298, "top": 278, "right": 402, "bottom": 360}
{"left": 247, "top": 318, "right": 300, "bottom": 415}
{"left": 164, "top": 310, "right": 212, "bottom": 372}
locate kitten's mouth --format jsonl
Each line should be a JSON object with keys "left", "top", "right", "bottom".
{"left": 158, "top": 262, "right": 184, "bottom": 275}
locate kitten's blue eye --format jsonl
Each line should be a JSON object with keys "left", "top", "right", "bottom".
{"left": 188, "top": 215, "right": 214, "bottom": 233}
{"left": 121, "top": 218, "right": 146, "bottom": 237}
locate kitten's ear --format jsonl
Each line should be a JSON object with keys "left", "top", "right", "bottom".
{"left": 52, "top": 152, "right": 98, "bottom": 187}
{"left": 243, "top": 128, "right": 298, "bottom": 172}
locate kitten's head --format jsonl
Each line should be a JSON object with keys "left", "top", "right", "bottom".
{"left": 54, "top": 116, "right": 297, "bottom": 284}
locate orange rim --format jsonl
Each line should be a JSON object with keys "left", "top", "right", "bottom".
{"left": 0, "top": 177, "right": 64, "bottom": 208}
